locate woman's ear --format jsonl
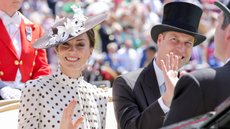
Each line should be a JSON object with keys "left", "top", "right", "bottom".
{"left": 89, "top": 48, "right": 93, "bottom": 58}
{"left": 54, "top": 46, "right": 59, "bottom": 54}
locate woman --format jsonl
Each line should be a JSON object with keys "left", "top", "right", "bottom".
{"left": 18, "top": 5, "right": 110, "bottom": 129}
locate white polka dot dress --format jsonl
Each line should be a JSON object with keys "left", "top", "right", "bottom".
{"left": 18, "top": 69, "right": 109, "bottom": 129}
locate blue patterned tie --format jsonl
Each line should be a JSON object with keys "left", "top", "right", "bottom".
{"left": 160, "top": 82, "right": 166, "bottom": 95}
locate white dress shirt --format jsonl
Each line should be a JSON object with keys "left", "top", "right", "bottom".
{"left": 226, "top": 58, "right": 230, "bottom": 64}
{"left": 153, "top": 59, "right": 170, "bottom": 114}
{"left": 0, "top": 11, "right": 24, "bottom": 89}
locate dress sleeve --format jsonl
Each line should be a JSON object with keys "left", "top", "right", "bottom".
{"left": 18, "top": 80, "right": 41, "bottom": 129}
{"left": 95, "top": 87, "right": 110, "bottom": 129}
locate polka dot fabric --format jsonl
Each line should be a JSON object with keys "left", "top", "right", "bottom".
{"left": 18, "top": 69, "right": 109, "bottom": 129}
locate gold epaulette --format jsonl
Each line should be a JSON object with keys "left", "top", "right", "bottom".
{"left": 18, "top": 11, "right": 33, "bottom": 25}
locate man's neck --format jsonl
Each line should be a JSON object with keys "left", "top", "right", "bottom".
{"left": 0, "top": 9, "right": 16, "bottom": 17}
{"left": 155, "top": 57, "right": 162, "bottom": 71}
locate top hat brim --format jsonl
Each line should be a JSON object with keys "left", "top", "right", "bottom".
{"left": 214, "top": 1, "right": 230, "bottom": 18}
{"left": 151, "top": 24, "right": 206, "bottom": 47}
{"left": 33, "top": 13, "right": 109, "bottom": 49}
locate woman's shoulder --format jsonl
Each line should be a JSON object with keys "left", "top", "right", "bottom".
{"left": 82, "top": 80, "right": 110, "bottom": 98}
{"left": 24, "top": 74, "right": 54, "bottom": 89}
{"left": 82, "top": 80, "right": 97, "bottom": 89}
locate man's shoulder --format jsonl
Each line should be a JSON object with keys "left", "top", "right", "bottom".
{"left": 18, "top": 11, "right": 42, "bottom": 29}
{"left": 188, "top": 67, "right": 220, "bottom": 80}
{"left": 115, "top": 68, "right": 145, "bottom": 90}
{"left": 177, "top": 67, "right": 224, "bottom": 87}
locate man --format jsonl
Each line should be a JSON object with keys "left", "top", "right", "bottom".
{"left": 112, "top": 1, "right": 206, "bottom": 129}
{"left": 163, "top": 1, "right": 230, "bottom": 126}
{"left": 0, "top": 0, "right": 50, "bottom": 100}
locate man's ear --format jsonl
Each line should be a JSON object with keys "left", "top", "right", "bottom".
{"left": 226, "top": 28, "right": 230, "bottom": 41}
{"left": 157, "top": 34, "right": 163, "bottom": 47}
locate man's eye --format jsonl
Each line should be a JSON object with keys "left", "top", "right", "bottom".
{"left": 172, "top": 38, "right": 177, "bottom": 41}
{"left": 186, "top": 42, "right": 192, "bottom": 45}
{"left": 78, "top": 43, "right": 85, "bottom": 46}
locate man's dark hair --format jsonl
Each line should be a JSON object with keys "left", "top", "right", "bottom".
{"left": 221, "top": 13, "right": 230, "bottom": 30}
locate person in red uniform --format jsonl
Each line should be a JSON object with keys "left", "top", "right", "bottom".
{"left": 0, "top": 0, "right": 50, "bottom": 100}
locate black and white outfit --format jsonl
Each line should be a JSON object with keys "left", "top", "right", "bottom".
{"left": 18, "top": 69, "right": 109, "bottom": 129}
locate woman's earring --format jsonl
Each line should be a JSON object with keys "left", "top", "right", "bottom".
{"left": 87, "top": 57, "right": 91, "bottom": 64}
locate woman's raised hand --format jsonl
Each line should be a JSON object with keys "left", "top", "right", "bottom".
{"left": 60, "top": 100, "right": 84, "bottom": 129}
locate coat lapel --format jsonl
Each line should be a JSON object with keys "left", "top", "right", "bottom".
{"left": 141, "top": 60, "right": 161, "bottom": 105}
{"left": 19, "top": 19, "right": 30, "bottom": 60}
{"left": 0, "top": 19, "right": 18, "bottom": 58}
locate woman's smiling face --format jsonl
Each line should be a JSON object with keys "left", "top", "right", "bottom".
{"left": 56, "top": 33, "right": 93, "bottom": 75}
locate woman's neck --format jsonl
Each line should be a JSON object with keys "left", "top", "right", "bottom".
{"left": 60, "top": 67, "right": 82, "bottom": 79}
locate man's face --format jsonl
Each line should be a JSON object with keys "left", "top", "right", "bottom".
{"left": 157, "top": 31, "right": 195, "bottom": 68}
{"left": 0, "top": 0, "right": 23, "bottom": 16}
{"left": 214, "top": 12, "right": 226, "bottom": 62}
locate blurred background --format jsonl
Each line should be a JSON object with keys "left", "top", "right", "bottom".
{"left": 19, "top": 0, "right": 227, "bottom": 86}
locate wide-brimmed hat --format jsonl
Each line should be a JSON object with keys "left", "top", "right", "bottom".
{"left": 33, "top": 5, "right": 109, "bottom": 49}
{"left": 151, "top": 2, "right": 206, "bottom": 46}
{"left": 214, "top": 1, "right": 230, "bottom": 18}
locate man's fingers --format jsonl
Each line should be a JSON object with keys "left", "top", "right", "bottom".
{"left": 161, "top": 59, "right": 167, "bottom": 76}
{"left": 179, "top": 70, "right": 187, "bottom": 78}
{"left": 173, "top": 55, "right": 179, "bottom": 72}
{"left": 74, "top": 117, "right": 84, "bottom": 128}
{"left": 166, "top": 54, "right": 171, "bottom": 70}
{"left": 170, "top": 52, "right": 174, "bottom": 70}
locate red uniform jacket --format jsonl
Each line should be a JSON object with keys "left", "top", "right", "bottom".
{"left": 0, "top": 13, "right": 50, "bottom": 82}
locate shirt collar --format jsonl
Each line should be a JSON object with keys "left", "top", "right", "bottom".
{"left": 0, "top": 11, "right": 21, "bottom": 26}
{"left": 226, "top": 58, "right": 230, "bottom": 64}
{"left": 153, "top": 59, "right": 164, "bottom": 87}
{"left": 53, "top": 68, "right": 83, "bottom": 87}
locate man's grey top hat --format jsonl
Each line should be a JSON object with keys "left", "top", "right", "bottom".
{"left": 214, "top": 1, "right": 230, "bottom": 18}
{"left": 151, "top": 2, "right": 206, "bottom": 46}
{"left": 33, "top": 5, "right": 109, "bottom": 49}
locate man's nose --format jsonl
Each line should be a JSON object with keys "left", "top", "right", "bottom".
{"left": 177, "top": 42, "right": 185, "bottom": 52}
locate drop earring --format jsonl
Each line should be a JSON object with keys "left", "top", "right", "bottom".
{"left": 87, "top": 57, "right": 91, "bottom": 64}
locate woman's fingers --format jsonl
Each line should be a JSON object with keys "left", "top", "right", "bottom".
{"left": 73, "top": 117, "right": 84, "bottom": 128}
{"left": 67, "top": 100, "right": 77, "bottom": 117}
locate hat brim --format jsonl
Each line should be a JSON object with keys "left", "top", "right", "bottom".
{"left": 214, "top": 1, "right": 230, "bottom": 18}
{"left": 151, "top": 24, "right": 206, "bottom": 47}
{"left": 33, "top": 13, "right": 109, "bottom": 49}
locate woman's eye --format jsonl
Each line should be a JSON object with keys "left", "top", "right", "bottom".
{"left": 62, "top": 43, "right": 69, "bottom": 46}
